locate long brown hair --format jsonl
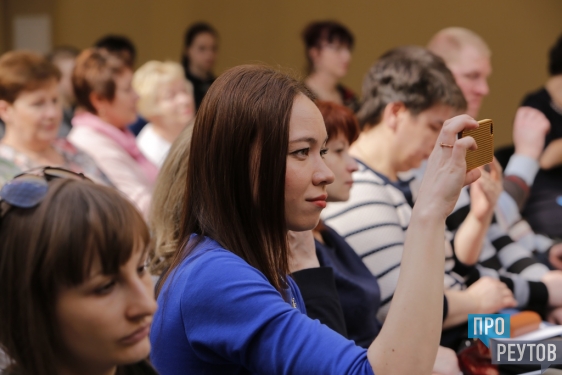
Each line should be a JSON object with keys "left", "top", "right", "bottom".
{"left": 0, "top": 179, "right": 149, "bottom": 375}
{"left": 158, "top": 65, "right": 314, "bottom": 295}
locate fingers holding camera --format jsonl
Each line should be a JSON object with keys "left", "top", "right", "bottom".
{"left": 418, "top": 115, "right": 481, "bottom": 218}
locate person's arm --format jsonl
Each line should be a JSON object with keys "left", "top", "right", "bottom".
{"left": 453, "top": 160, "right": 502, "bottom": 265}
{"left": 443, "top": 277, "right": 516, "bottom": 328}
{"left": 501, "top": 107, "right": 550, "bottom": 208}
{"left": 367, "top": 115, "right": 481, "bottom": 375}
{"left": 540, "top": 138, "right": 562, "bottom": 170}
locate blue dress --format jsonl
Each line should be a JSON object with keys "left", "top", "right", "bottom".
{"left": 150, "top": 235, "right": 374, "bottom": 375}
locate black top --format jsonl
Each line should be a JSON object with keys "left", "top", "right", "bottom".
{"left": 185, "top": 69, "right": 215, "bottom": 111}
{"left": 315, "top": 226, "right": 382, "bottom": 348}
{"left": 521, "top": 88, "right": 562, "bottom": 239}
{"left": 291, "top": 266, "right": 348, "bottom": 338}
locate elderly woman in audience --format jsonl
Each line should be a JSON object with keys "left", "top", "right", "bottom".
{"left": 133, "top": 61, "right": 195, "bottom": 167}
{"left": 0, "top": 51, "right": 109, "bottom": 187}
{"left": 69, "top": 48, "right": 158, "bottom": 218}
{"left": 0, "top": 169, "right": 157, "bottom": 375}
{"left": 303, "top": 20, "right": 359, "bottom": 111}
{"left": 150, "top": 64, "right": 481, "bottom": 375}
{"left": 181, "top": 22, "right": 218, "bottom": 110}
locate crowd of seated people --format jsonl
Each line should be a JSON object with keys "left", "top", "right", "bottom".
{"left": 0, "top": 19, "right": 561, "bottom": 375}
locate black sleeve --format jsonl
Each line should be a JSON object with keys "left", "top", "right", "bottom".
{"left": 291, "top": 267, "right": 348, "bottom": 337}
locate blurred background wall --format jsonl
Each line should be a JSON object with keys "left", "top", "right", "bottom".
{"left": 1, "top": 0, "right": 561, "bottom": 147}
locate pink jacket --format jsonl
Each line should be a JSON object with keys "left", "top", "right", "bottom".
{"left": 69, "top": 112, "right": 158, "bottom": 218}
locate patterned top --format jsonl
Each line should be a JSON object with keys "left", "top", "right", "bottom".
{"left": 0, "top": 139, "right": 112, "bottom": 187}
{"left": 322, "top": 159, "right": 464, "bottom": 321}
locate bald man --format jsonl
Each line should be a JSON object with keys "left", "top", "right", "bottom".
{"left": 428, "top": 27, "right": 562, "bottom": 321}
{"left": 428, "top": 27, "right": 492, "bottom": 118}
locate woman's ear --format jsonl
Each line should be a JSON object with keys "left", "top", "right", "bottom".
{"left": 382, "top": 102, "right": 406, "bottom": 132}
{"left": 0, "top": 100, "right": 13, "bottom": 124}
{"left": 89, "top": 92, "right": 105, "bottom": 115}
{"left": 308, "top": 47, "right": 321, "bottom": 68}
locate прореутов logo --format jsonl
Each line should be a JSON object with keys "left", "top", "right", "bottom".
{"left": 468, "top": 314, "right": 562, "bottom": 373}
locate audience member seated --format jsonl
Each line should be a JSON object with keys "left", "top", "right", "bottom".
{"left": 0, "top": 169, "right": 157, "bottom": 375}
{"left": 47, "top": 46, "right": 80, "bottom": 137}
{"left": 150, "top": 64, "right": 480, "bottom": 375}
{"left": 181, "top": 22, "right": 218, "bottom": 110}
{"left": 133, "top": 61, "right": 195, "bottom": 167}
{"left": 302, "top": 20, "right": 359, "bottom": 111}
{"left": 429, "top": 28, "right": 562, "bottom": 291}
{"left": 69, "top": 48, "right": 158, "bottom": 218}
{"left": 94, "top": 34, "right": 137, "bottom": 69}
{"left": 520, "top": 33, "right": 562, "bottom": 239}
{"left": 322, "top": 46, "right": 518, "bottom": 349}
{"left": 0, "top": 51, "right": 110, "bottom": 186}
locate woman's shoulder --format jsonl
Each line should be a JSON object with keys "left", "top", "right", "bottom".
{"left": 166, "top": 236, "right": 272, "bottom": 293}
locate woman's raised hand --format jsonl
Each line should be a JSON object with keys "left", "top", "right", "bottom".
{"left": 417, "top": 115, "right": 481, "bottom": 220}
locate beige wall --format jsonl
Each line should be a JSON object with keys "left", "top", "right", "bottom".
{"left": 6, "top": 0, "right": 562, "bottom": 147}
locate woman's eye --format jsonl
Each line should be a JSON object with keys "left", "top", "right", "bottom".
{"left": 320, "top": 148, "right": 329, "bottom": 158}
{"left": 335, "top": 148, "right": 344, "bottom": 154}
{"left": 137, "top": 264, "right": 148, "bottom": 275}
{"left": 292, "top": 148, "right": 310, "bottom": 158}
{"left": 94, "top": 280, "right": 116, "bottom": 295}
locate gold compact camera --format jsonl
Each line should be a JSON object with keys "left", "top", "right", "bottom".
{"left": 458, "top": 119, "right": 494, "bottom": 171}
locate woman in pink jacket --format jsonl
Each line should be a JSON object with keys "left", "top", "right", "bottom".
{"left": 69, "top": 48, "right": 158, "bottom": 217}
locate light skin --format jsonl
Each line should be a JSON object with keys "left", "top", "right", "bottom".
{"left": 149, "top": 79, "right": 195, "bottom": 143}
{"left": 0, "top": 79, "right": 65, "bottom": 165}
{"left": 286, "top": 93, "right": 481, "bottom": 374}
{"left": 186, "top": 32, "right": 218, "bottom": 80}
{"left": 305, "top": 41, "right": 352, "bottom": 105}
{"left": 285, "top": 94, "right": 335, "bottom": 231}
{"left": 446, "top": 45, "right": 492, "bottom": 118}
{"left": 90, "top": 69, "right": 139, "bottom": 130}
{"left": 55, "top": 246, "right": 157, "bottom": 375}
{"left": 350, "top": 102, "right": 516, "bottom": 328}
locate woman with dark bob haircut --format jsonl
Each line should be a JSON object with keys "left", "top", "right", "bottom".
{"left": 303, "top": 21, "right": 359, "bottom": 111}
{"left": 150, "top": 64, "right": 481, "bottom": 375}
{"left": 0, "top": 170, "right": 157, "bottom": 375}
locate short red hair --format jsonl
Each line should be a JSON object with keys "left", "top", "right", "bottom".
{"left": 316, "top": 100, "right": 359, "bottom": 144}
{"left": 72, "top": 48, "right": 128, "bottom": 114}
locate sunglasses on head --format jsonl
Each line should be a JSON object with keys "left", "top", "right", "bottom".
{"left": 0, "top": 167, "right": 91, "bottom": 217}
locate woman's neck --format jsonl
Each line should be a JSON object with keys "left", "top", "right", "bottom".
{"left": 349, "top": 126, "right": 399, "bottom": 181}
{"left": 1, "top": 130, "right": 58, "bottom": 161}
{"left": 188, "top": 63, "right": 210, "bottom": 81}
{"left": 305, "top": 70, "right": 341, "bottom": 102}
{"left": 546, "top": 75, "right": 562, "bottom": 108}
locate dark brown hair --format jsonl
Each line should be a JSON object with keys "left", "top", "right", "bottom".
{"left": 316, "top": 100, "right": 359, "bottom": 144}
{"left": 181, "top": 22, "right": 218, "bottom": 72}
{"left": 549, "top": 32, "right": 562, "bottom": 76}
{"left": 158, "top": 65, "right": 314, "bottom": 296}
{"left": 72, "top": 48, "right": 128, "bottom": 114}
{"left": 0, "top": 50, "right": 61, "bottom": 104}
{"left": 357, "top": 46, "right": 467, "bottom": 130}
{"left": 0, "top": 179, "right": 149, "bottom": 375}
{"left": 302, "top": 21, "right": 354, "bottom": 73}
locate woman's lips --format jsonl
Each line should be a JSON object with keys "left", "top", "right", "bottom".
{"left": 306, "top": 194, "right": 327, "bottom": 208}
{"left": 119, "top": 324, "right": 150, "bottom": 345}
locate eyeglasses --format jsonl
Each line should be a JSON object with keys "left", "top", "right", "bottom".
{"left": 0, "top": 167, "right": 91, "bottom": 217}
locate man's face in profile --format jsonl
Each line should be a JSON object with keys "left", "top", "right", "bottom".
{"left": 447, "top": 45, "right": 492, "bottom": 118}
